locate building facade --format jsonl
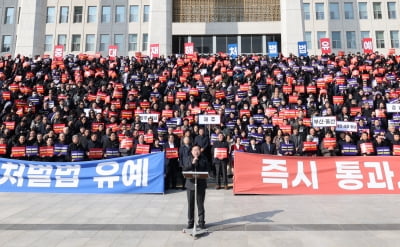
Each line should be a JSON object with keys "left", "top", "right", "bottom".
{"left": 0, "top": 0, "right": 399, "bottom": 57}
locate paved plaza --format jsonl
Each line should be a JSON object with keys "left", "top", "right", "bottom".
{"left": 0, "top": 188, "right": 399, "bottom": 247}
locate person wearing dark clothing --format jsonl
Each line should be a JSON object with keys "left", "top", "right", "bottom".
{"left": 164, "top": 134, "right": 180, "bottom": 189}
{"left": 68, "top": 134, "right": 87, "bottom": 161}
{"left": 212, "top": 133, "right": 230, "bottom": 189}
{"left": 182, "top": 145, "right": 209, "bottom": 229}
{"left": 246, "top": 137, "right": 261, "bottom": 153}
{"left": 261, "top": 135, "right": 276, "bottom": 155}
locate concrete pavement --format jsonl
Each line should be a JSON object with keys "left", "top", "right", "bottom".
{"left": 0, "top": 189, "right": 399, "bottom": 246}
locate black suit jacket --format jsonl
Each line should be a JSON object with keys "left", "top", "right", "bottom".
{"left": 182, "top": 154, "right": 209, "bottom": 190}
{"left": 246, "top": 144, "right": 261, "bottom": 153}
{"left": 261, "top": 142, "right": 276, "bottom": 155}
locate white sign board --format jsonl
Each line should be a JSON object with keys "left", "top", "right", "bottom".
{"left": 199, "top": 115, "right": 221, "bottom": 125}
{"left": 386, "top": 103, "right": 400, "bottom": 113}
{"left": 84, "top": 108, "right": 102, "bottom": 117}
{"left": 139, "top": 114, "right": 159, "bottom": 123}
{"left": 335, "top": 121, "right": 358, "bottom": 132}
{"left": 312, "top": 116, "right": 337, "bottom": 127}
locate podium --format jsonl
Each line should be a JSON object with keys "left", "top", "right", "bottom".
{"left": 182, "top": 171, "right": 209, "bottom": 239}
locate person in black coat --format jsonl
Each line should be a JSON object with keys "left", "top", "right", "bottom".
{"left": 163, "top": 134, "right": 180, "bottom": 189}
{"left": 212, "top": 133, "right": 230, "bottom": 189}
{"left": 246, "top": 137, "right": 261, "bottom": 153}
{"left": 182, "top": 145, "right": 209, "bottom": 229}
{"left": 261, "top": 135, "right": 276, "bottom": 155}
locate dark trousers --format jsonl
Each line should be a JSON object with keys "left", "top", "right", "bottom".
{"left": 214, "top": 161, "right": 228, "bottom": 186}
{"left": 166, "top": 159, "right": 179, "bottom": 189}
{"left": 187, "top": 188, "right": 206, "bottom": 226}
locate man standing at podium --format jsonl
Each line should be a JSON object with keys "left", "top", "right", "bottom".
{"left": 182, "top": 145, "right": 209, "bottom": 229}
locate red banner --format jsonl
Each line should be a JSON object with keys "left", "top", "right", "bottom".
{"left": 150, "top": 43, "right": 160, "bottom": 59}
{"left": 53, "top": 45, "right": 64, "bottom": 61}
{"left": 234, "top": 152, "right": 400, "bottom": 194}
{"left": 165, "top": 148, "right": 179, "bottom": 159}
{"left": 362, "top": 38, "right": 373, "bottom": 54}
{"left": 320, "top": 38, "right": 331, "bottom": 54}
{"left": 108, "top": 45, "right": 118, "bottom": 61}
{"left": 184, "top": 42, "right": 194, "bottom": 55}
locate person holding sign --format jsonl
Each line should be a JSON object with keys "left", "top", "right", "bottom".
{"left": 182, "top": 145, "right": 209, "bottom": 230}
{"left": 212, "top": 133, "right": 229, "bottom": 190}
{"left": 278, "top": 133, "right": 295, "bottom": 156}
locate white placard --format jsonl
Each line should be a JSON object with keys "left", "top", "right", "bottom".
{"left": 335, "top": 121, "right": 358, "bottom": 132}
{"left": 312, "top": 116, "right": 337, "bottom": 127}
{"left": 84, "top": 108, "right": 102, "bottom": 117}
{"left": 386, "top": 103, "right": 400, "bottom": 113}
{"left": 139, "top": 114, "right": 159, "bottom": 123}
{"left": 199, "top": 115, "right": 221, "bottom": 125}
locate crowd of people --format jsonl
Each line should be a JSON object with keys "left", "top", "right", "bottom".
{"left": 0, "top": 51, "right": 399, "bottom": 189}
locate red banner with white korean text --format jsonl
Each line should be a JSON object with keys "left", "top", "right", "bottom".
{"left": 234, "top": 152, "right": 400, "bottom": 194}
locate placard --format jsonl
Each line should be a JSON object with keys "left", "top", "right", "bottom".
{"left": 198, "top": 115, "right": 221, "bottom": 125}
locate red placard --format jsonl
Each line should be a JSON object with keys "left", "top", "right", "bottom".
{"left": 240, "top": 110, "right": 251, "bottom": 118}
{"left": 162, "top": 110, "right": 173, "bottom": 118}
{"left": 362, "top": 38, "right": 373, "bottom": 54}
{"left": 53, "top": 45, "right": 64, "bottom": 61}
{"left": 165, "top": 148, "right": 179, "bottom": 159}
{"left": 294, "top": 85, "right": 305, "bottom": 93}
{"left": 272, "top": 117, "right": 284, "bottom": 126}
{"left": 360, "top": 143, "right": 374, "bottom": 154}
{"left": 303, "top": 142, "right": 318, "bottom": 151}
{"left": 350, "top": 107, "right": 361, "bottom": 116}
{"left": 303, "top": 118, "right": 312, "bottom": 127}
{"left": 282, "top": 85, "right": 292, "bottom": 94}
{"left": 214, "top": 148, "right": 228, "bottom": 159}
{"left": 89, "top": 148, "right": 103, "bottom": 159}
{"left": 120, "top": 138, "right": 133, "bottom": 149}
{"left": 215, "top": 91, "right": 225, "bottom": 99}
{"left": 121, "top": 110, "right": 133, "bottom": 120}
{"left": 40, "top": 146, "right": 54, "bottom": 157}
{"left": 135, "top": 144, "right": 150, "bottom": 154}
{"left": 199, "top": 102, "right": 209, "bottom": 111}
{"left": 323, "top": 138, "right": 337, "bottom": 148}
{"left": 91, "top": 123, "right": 104, "bottom": 132}
{"left": 375, "top": 109, "right": 386, "bottom": 118}
{"left": 288, "top": 95, "right": 298, "bottom": 104}
{"left": 306, "top": 86, "right": 317, "bottom": 94}
{"left": 393, "top": 145, "right": 400, "bottom": 155}
{"left": 2, "top": 91, "right": 10, "bottom": 100}
{"left": 4, "top": 121, "right": 15, "bottom": 130}
{"left": 173, "top": 129, "right": 183, "bottom": 138}
{"left": 144, "top": 134, "right": 154, "bottom": 144}
{"left": 320, "top": 38, "right": 331, "bottom": 54}
{"left": 184, "top": 42, "right": 194, "bottom": 55}
{"left": 176, "top": 92, "right": 187, "bottom": 100}
{"left": 234, "top": 152, "right": 400, "bottom": 194}
{"left": 108, "top": 45, "right": 118, "bottom": 61}
{"left": 149, "top": 43, "right": 160, "bottom": 59}
{"left": 11, "top": 147, "right": 25, "bottom": 157}
{"left": 53, "top": 124, "right": 65, "bottom": 134}
{"left": 280, "top": 125, "right": 292, "bottom": 134}
{"left": 251, "top": 96, "right": 258, "bottom": 106}
{"left": 0, "top": 144, "right": 6, "bottom": 154}
{"left": 333, "top": 96, "right": 344, "bottom": 105}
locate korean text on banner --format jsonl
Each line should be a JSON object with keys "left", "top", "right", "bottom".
{"left": 268, "top": 42, "right": 279, "bottom": 58}
{"left": 150, "top": 44, "right": 160, "bottom": 59}
{"left": 184, "top": 42, "right": 194, "bottom": 55}
{"left": 108, "top": 45, "right": 118, "bottom": 61}
{"left": 0, "top": 152, "right": 165, "bottom": 193}
{"left": 362, "top": 38, "right": 373, "bottom": 54}
{"left": 320, "top": 38, "right": 331, "bottom": 54}
{"left": 234, "top": 152, "right": 400, "bottom": 194}
{"left": 228, "top": 44, "right": 238, "bottom": 58}
{"left": 298, "top": 41, "right": 308, "bottom": 57}
{"left": 53, "top": 45, "right": 64, "bottom": 62}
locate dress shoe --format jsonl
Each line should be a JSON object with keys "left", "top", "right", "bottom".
{"left": 215, "top": 185, "right": 221, "bottom": 190}
{"left": 198, "top": 223, "right": 205, "bottom": 229}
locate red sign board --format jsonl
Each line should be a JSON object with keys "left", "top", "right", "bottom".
{"left": 234, "top": 152, "right": 400, "bottom": 194}
{"left": 108, "top": 45, "right": 118, "bottom": 61}
{"left": 362, "top": 38, "right": 373, "bottom": 54}
{"left": 320, "top": 38, "right": 331, "bottom": 54}
{"left": 150, "top": 44, "right": 160, "bottom": 59}
{"left": 53, "top": 45, "right": 64, "bottom": 61}
{"left": 184, "top": 42, "right": 194, "bottom": 55}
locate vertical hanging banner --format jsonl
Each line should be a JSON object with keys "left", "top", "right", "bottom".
{"left": 228, "top": 44, "right": 238, "bottom": 58}
{"left": 320, "top": 38, "right": 331, "bottom": 54}
{"left": 150, "top": 43, "right": 160, "bottom": 59}
{"left": 362, "top": 38, "right": 373, "bottom": 54}
{"left": 108, "top": 45, "right": 118, "bottom": 61}
{"left": 184, "top": 42, "right": 194, "bottom": 55}
{"left": 297, "top": 41, "right": 308, "bottom": 57}
{"left": 53, "top": 45, "right": 64, "bottom": 61}
{"left": 0, "top": 152, "right": 165, "bottom": 193}
{"left": 268, "top": 41, "right": 279, "bottom": 58}
{"left": 234, "top": 152, "right": 400, "bottom": 194}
